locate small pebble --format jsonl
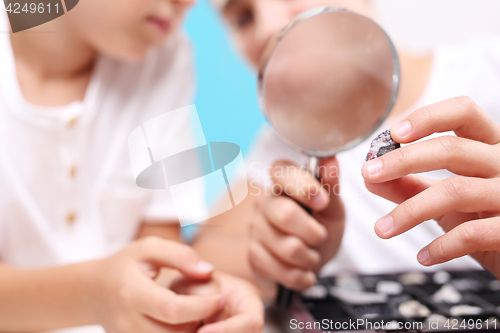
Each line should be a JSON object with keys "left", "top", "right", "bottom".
{"left": 489, "top": 280, "right": 500, "bottom": 291}
{"left": 449, "top": 304, "right": 482, "bottom": 316}
{"left": 487, "top": 317, "right": 499, "bottom": 325}
{"left": 399, "top": 272, "right": 427, "bottom": 285}
{"left": 329, "top": 287, "right": 388, "bottom": 305}
{"left": 398, "top": 300, "right": 431, "bottom": 318}
{"left": 335, "top": 274, "right": 364, "bottom": 292}
{"left": 433, "top": 271, "right": 451, "bottom": 284}
{"left": 423, "top": 313, "right": 448, "bottom": 329}
{"left": 301, "top": 285, "right": 328, "bottom": 299}
{"left": 366, "top": 129, "right": 401, "bottom": 161}
{"left": 376, "top": 280, "right": 403, "bottom": 295}
{"left": 432, "top": 284, "right": 462, "bottom": 304}
{"left": 451, "top": 278, "right": 482, "bottom": 291}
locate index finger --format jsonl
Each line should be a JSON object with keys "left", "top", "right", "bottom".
{"left": 391, "top": 96, "right": 500, "bottom": 145}
{"left": 132, "top": 237, "right": 214, "bottom": 279}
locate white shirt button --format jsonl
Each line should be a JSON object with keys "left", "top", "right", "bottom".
{"left": 67, "top": 117, "right": 78, "bottom": 128}
{"left": 66, "top": 212, "right": 77, "bottom": 225}
{"left": 69, "top": 165, "right": 78, "bottom": 178}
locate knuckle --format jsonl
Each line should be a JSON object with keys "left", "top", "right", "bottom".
{"left": 160, "top": 300, "right": 180, "bottom": 324}
{"left": 283, "top": 237, "right": 304, "bottom": 260}
{"left": 310, "top": 251, "right": 321, "bottom": 267}
{"left": 437, "top": 136, "right": 460, "bottom": 155}
{"left": 137, "top": 236, "right": 160, "bottom": 253}
{"left": 249, "top": 220, "right": 258, "bottom": 236}
{"left": 176, "top": 245, "right": 198, "bottom": 264}
{"left": 433, "top": 239, "right": 449, "bottom": 262}
{"left": 310, "top": 224, "right": 327, "bottom": 246}
{"left": 415, "top": 104, "right": 434, "bottom": 124}
{"left": 455, "top": 95, "right": 478, "bottom": 113}
{"left": 285, "top": 270, "right": 304, "bottom": 288}
{"left": 393, "top": 146, "right": 411, "bottom": 165}
{"left": 274, "top": 199, "right": 296, "bottom": 227}
{"left": 117, "top": 284, "right": 134, "bottom": 304}
{"left": 271, "top": 160, "right": 293, "bottom": 179}
{"left": 271, "top": 159, "right": 290, "bottom": 169}
{"left": 399, "top": 199, "right": 418, "bottom": 221}
{"left": 456, "top": 222, "right": 480, "bottom": 248}
{"left": 442, "top": 177, "right": 470, "bottom": 201}
{"left": 248, "top": 243, "right": 263, "bottom": 269}
{"left": 285, "top": 270, "right": 310, "bottom": 289}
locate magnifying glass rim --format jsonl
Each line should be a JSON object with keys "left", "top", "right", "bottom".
{"left": 257, "top": 6, "right": 401, "bottom": 158}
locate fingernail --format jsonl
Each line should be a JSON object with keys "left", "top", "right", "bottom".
{"left": 376, "top": 215, "right": 393, "bottom": 234}
{"left": 196, "top": 261, "right": 214, "bottom": 273}
{"left": 417, "top": 249, "right": 430, "bottom": 265}
{"left": 311, "top": 194, "right": 328, "bottom": 209}
{"left": 393, "top": 120, "right": 411, "bottom": 138}
{"left": 363, "top": 159, "right": 383, "bottom": 178}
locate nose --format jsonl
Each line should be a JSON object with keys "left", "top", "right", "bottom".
{"left": 253, "top": 2, "right": 292, "bottom": 60}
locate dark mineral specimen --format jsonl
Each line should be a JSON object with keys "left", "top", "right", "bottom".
{"left": 366, "top": 130, "right": 401, "bottom": 161}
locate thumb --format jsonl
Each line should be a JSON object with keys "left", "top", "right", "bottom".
{"left": 133, "top": 237, "right": 214, "bottom": 280}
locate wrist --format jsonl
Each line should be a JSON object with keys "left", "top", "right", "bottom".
{"left": 78, "top": 259, "right": 104, "bottom": 326}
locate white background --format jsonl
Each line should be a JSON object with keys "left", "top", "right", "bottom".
{"left": 374, "top": 0, "right": 500, "bottom": 53}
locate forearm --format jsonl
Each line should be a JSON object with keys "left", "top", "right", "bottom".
{"left": 192, "top": 182, "right": 257, "bottom": 283}
{"left": 135, "top": 221, "right": 182, "bottom": 242}
{"left": 0, "top": 262, "right": 95, "bottom": 332}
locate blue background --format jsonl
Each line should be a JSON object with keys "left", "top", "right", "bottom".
{"left": 184, "top": 0, "right": 265, "bottom": 157}
{"left": 182, "top": 0, "right": 265, "bottom": 216}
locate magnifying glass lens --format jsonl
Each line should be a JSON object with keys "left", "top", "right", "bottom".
{"left": 261, "top": 9, "right": 399, "bottom": 157}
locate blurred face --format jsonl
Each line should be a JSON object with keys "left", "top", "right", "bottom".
{"left": 67, "top": 0, "right": 195, "bottom": 61}
{"left": 216, "top": 0, "right": 373, "bottom": 68}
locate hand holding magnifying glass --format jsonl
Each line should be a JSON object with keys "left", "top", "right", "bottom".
{"left": 253, "top": 7, "right": 400, "bottom": 307}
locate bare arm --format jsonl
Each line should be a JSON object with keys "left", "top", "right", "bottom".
{"left": 136, "top": 222, "right": 182, "bottom": 242}
{"left": 0, "top": 262, "right": 94, "bottom": 332}
{"left": 191, "top": 181, "right": 258, "bottom": 283}
{"left": 0, "top": 238, "right": 226, "bottom": 333}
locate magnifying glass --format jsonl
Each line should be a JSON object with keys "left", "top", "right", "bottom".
{"left": 257, "top": 7, "right": 400, "bottom": 307}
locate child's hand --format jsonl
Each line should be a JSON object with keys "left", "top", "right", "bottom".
{"left": 83, "top": 237, "right": 224, "bottom": 333}
{"left": 249, "top": 157, "right": 345, "bottom": 291}
{"left": 157, "top": 270, "right": 264, "bottom": 333}
{"left": 197, "top": 272, "right": 264, "bottom": 333}
{"left": 362, "top": 96, "right": 500, "bottom": 278}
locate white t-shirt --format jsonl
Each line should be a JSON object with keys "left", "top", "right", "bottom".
{"left": 247, "top": 36, "right": 500, "bottom": 277}
{"left": 0, "top": 13, "right": 202, "bottom": 333}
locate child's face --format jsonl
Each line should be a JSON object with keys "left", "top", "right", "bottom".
{"left": 68, "top": 0, "right": 195, "bottom": 61}
{"left": 217, "top": 0, "right": 372, "bottom": 68}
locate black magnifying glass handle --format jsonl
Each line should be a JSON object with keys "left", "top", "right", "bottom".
{"left": 276, "top": 285, "right": 295, "bottom": 308}
{"left": 275, "top": 157, "right": 319, "bottom": 308}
